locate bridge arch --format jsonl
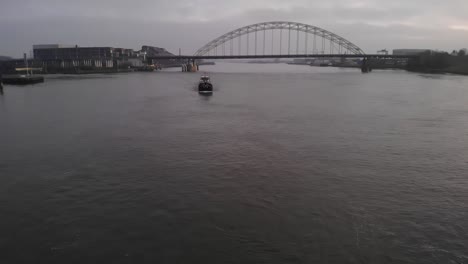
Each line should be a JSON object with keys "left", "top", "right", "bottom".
{"left": 194, "top": 21, "right": 365, "bottom": 56}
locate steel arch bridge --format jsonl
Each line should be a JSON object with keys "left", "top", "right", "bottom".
{"left": 194, "top": 21, "right": 365, "bottom": 57}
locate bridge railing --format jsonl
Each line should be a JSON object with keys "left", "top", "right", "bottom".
{"left": 147, "top": 54, "right": 419, "bottom": 60}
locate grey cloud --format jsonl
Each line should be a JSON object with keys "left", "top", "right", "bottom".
{"left": 236, "top": 5, "right": 420, "bottom": 25}
{"left": 1, "top": 0, "right": 467, "bottom": 57}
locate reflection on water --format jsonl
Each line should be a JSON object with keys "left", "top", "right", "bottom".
{"left": 1, "top": 63, "right": 468, "bottom": 264}
{"left": 198, "top": 93, "right": 213, "bottom": 100}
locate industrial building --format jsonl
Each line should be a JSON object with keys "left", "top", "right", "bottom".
{"left": 10, "top": 44, "right": 176, "bottom": 73}
{"left": 33, "top": 44, "right": 115, "bottom": 60}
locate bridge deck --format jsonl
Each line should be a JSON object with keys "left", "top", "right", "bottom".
{"left": 147, "top": 54, "right": 418, "bottom": 60}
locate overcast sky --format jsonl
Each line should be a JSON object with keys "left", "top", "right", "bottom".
{"left": 1, "top": 0, "right": 467, "bottom": 57}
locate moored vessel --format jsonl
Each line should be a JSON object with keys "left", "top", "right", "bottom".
{"left": 2, "top": 53, "right": 45, "bottom": 85}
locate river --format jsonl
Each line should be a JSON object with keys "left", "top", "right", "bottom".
{"left": 1, "top": 63, "right": 467, "bottom": 263}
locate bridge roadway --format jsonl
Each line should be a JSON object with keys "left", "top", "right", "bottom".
{"left": 147, "top": 54, "right": 419, "bottom": 60}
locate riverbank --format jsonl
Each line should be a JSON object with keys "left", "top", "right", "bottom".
{"left": 407, "top": 68, "right": 468, "bottom": 76}
{"left": 2, "top": 74, "right": 44, "bottom": 84}
{"left": 44, "top": 68, "right": 136, "bottom": 74}
{"left": 407, "top": 53, "right": 468, "bottom": 75}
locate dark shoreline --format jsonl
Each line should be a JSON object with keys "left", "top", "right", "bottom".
{"left": 406, "top": 68, "right": 468, "bottom": 76}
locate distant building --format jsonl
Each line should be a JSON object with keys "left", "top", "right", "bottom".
{"left": 377, "top": 49, "right": 389, "bottom": 55}
{"left": 141, "top": 46, "right": 174, "bottom": 57}
{"left": 393, "top": 49, "right": 432, "bottom": 56}
{"left": 29, "top": 44, "right": 176, "bottom": 72}
{"left": 33, "top": 44, "right": 116, "bottom": 60}
{"left": 33, "top": 44, "right": 175, "bottom": 60}
{"left": 128, "top": 58, "right": 144, "bottom": 67}
{"left": 112, "top": 48, "right": 135, "bottom": 59}
{"left": 33, "top": 44, "right": 74, "bottom": 50}
{"left": 0, "top": 55, "right": 12, "bottom": 61}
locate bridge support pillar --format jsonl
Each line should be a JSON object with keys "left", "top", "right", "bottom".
{"left": 361, "top": 58, "right": 372, "bottom": 73}
{"left": 182, "top": 59, "right": 199, "bottom": 72}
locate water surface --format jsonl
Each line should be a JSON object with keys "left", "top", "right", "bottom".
{"left": 1, "top": 63, "right": 467, "bottom": 263}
